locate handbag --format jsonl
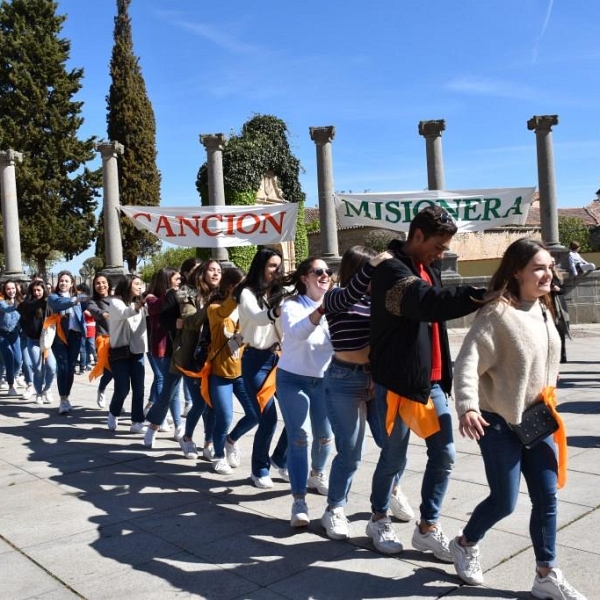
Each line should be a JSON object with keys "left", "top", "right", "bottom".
{"left": 509, "top": 401, "right": 559, "bottom": 449}
{"left": 109, "top": 345, "right": 131, "bottom": 362}
{"left": 40, "top": 307, "right": 57, "bottom": 352}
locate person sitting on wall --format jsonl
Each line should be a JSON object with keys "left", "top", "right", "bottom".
{"left": 568, "top": 241, "right": 596, "bottom": 276}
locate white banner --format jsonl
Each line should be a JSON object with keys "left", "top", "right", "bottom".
{"left": 120, "top": 203, "right": 299, "bottom": 248}
{"left": 334, "top": 187, "right": 536, "bottom": 233}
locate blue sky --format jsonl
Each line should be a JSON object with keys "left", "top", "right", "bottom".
{"left": 53, "top": 0, "right": 600, "bottom": 270}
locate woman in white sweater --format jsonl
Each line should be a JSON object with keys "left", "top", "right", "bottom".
{"left": 276, "top": 257, "right": 333, "bottom": 527}
{"left": 450, "top": 238, "right": 585, "bottom": 600}
{"left": 107, "top": 275, "right": 148, "bottom": 434}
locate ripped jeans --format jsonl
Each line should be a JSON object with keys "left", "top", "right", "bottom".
{"left": 276, "top": 368, "right": 333, "bottom": 496}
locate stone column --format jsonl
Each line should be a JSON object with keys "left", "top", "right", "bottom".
{"left": 97, "top": 141, "right": 125, "bottom": 275}
{"left": 527, "top": 115, "right": 564, "bottom": 252}
{"left": 418, "top": 119, "right": 458, "bottom": 278}
{"left": 0, "top": 150, "right": 26, "bottom": 280}
{"left": 309, "top": 126, "right": 340, "bottom": 267}
{"left": 199, "top": 133, "right": 231, "bottom": 266}
{"left": 418, "top": 119, "right": 446, "bottom": 190}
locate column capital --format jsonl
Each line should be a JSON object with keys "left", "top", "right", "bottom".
{"left": 527, "top": 115, "right": 559, "bottom": 132}
{"left": 418, "top": 119, "right": 446, "bottom": 138}
{"left": 0, "top": 149, "right": 24, "bottom": 167}
{"left": 200, "top": 133, "right": 227, "bottom": 152}
{"left": 309, "top": 126, "right": 335, "bottom": 145}
{"left": 96, "top": 141, "right": 125, "bottom": 158}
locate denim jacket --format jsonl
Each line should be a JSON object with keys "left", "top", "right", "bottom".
{"left": 48, "top": 294, "right": 86, "bottom": 336}
{"left": 0, "top": 300, "right": 21, "bottom": 333}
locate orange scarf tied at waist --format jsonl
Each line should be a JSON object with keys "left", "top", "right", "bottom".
{"left": 199, "top": 362, "right": 212, "bottom": 408}
{"left": 89, "top": 335, "right": 110, "bottom": 381}
{"left": 386, "top": 391, "right": 440, "bottom": 439}
{"left": 42, "top": 314, "right": 67, "bottom": 359}
{"left": 540, "top": 386, "right": 568, "bottom": 489}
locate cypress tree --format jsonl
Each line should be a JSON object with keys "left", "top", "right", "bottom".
{"left": 0, "top": 0, "right": 100, "bottom": 275}
{"left": 105, "top": 0, "right": 161, "bottom": 272}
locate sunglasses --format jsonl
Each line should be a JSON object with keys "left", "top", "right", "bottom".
{"left": 310, "top": 268, "right": 333, "bottom": 277}
{"left": 439, "top": 210, "right": 454, "bottom": 224}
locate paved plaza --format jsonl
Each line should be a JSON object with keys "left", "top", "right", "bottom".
{"left": 1, "top": 326, "right": 599, "bottom": 599}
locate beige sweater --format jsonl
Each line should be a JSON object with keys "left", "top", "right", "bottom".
{"left": 453, "top": 299, "right": 560, "bottom": 425}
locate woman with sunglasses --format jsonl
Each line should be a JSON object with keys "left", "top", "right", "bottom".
{"left": 234, "top": 247, "right": 288, "bottom": 489}
{"left": 276, "top": 258, "right": 335, "bottom": 527}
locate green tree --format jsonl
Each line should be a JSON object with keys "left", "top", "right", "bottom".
{"left": 79, "top": 256, "right": 104, "bottom": 283}
{"left": 104, "top": 0, "right": 161, "bottom": 271}
{"left": 0, "top": 0, "right": 100, "bottom": 274}
{"left": 558, "top": 216, "right": 591, "bottom": 252}
{"left": 139, "top": 246, "right": 197, "bottom": 282}
{"left": 196, "top": 114, "right": 308, "bottom": 271}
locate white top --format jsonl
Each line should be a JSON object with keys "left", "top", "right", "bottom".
{"left": 238, "top": 288, "right": 281, "bottom": 350}
{"left": 453, "top": 299, "right": 560, "bottom": 425}
{"left": 278, "top": 294, "right": 332, "bottom": 378}
{"left": 108, "top": 298, "right": 148, "bottom": 354}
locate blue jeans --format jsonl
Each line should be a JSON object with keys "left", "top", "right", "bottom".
{"left": 147, "top": 357, "right": 185, "bottom": 426}
{"left": 370, "top": 383, "right": 455, "bottom": 523}
{"left": 463, "top": 410, "right": 558, "bottom": 567}
{"left": 109, "top": 352, "right": 145, "bottom": 423}
{"left": 0, "top": 331, "right": 22, "bottom": 386}
{"left": 20, "top": 332, "right": 32, "bottom": 384}
{"left": 276, "top": 368, "right": 332, "bottom": 496}
{"left": 52, "top": 330, "right": 81, "bottom": 397}
{"left": 146, "top": 353, "right": 162, "bottom": 405}
{"left": 26, "top": 338, "right": 56, "bottom": 395}
{"left": 324, "top": 359, "right": 383, "bottom": 508}
{"left": 209, "top": 373, "right": 258, "bottom": 459}
{"left": 242, "top": 347, "right": 287, "bottom": 478}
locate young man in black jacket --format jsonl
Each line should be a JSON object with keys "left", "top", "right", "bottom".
{"left": 366, "top": 205, "right": 485, "bottom": 559}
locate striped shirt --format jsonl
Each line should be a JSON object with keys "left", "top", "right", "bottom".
{"left": 323, "top": 262, "right": 374, "bottom": 352}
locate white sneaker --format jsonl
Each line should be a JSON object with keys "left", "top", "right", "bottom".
{"left": 22, "top": 385, "right": 34, "bottom": 400}
{"left": 15, "top": 375, "right": 27, "bottom": 388}
{"left": 42, "top": 390, "right": 53, "bottom": 404}
{"left": 531, "top": 567, "right": 587, "bottom": 600}
{"left": 130, "top": 422, "right": 147, "bottom": 433}
{"left": 166, "top": 412, "right": 174, "bottom": 425}
{"left": 225, "top": 440, "right": 241, "bottom": 468}
{"left": 35, "top": 394, "right": 44, "bottom": 405}
{"left": 182, "top": 403, "right": 191, "bottom": 417}
{"left": 58, "top": 399, "right": 72, "bottom": 415}
{"left": 144, "top": 427, "right": 157, "bottom": 448}
{"left": 8, "top": 387, "right": 19, "bottom": 397}
{"left": 251, "top": 474, "right": 274, "bottom": 489}
{"left": 449, "top": 536, "right": 484, "bottom": 586}
{"left": 390, "top": 487, "right": 415, "bottom": 522}
{"left": 107, "top": 412, "right": 119, "bottom": 431}
{"left": 214, "top": 458, "right": 233, "bottom": 474}
{"left": 271, "top": 458, "right": 289, "bottom": 482}
{"left": 307, "top": 470, "right": 329, "bottom": 496}
{"left": 0, "top": 379, "right": 8, "bottom": 390}
{"left": 411, "top": 523, "right": 453, "bottom": 562}
{"left": 291, "top": 499, "right": 310, "bottom": 527}
{"left": 173, "top": 424, "right": 184, "bottom": 442}
{"left": 158, "top": 420, "right": 170, "bottom": 432}
{"left": 365, "top": 516, "right": 403, "bottom": 554}
{"left": 321, "top": 507, "right": 349, "bottom": 540}
{"left": 179, "top": 438, "right": 199, "bottom": 459}
{"left": 97, "top": 389, "right": 106, "bottom": 408}
{"left": 202, "top": 445, "right": 215, "bottom": 461}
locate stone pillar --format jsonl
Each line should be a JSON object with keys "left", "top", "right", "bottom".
{"left": 199, "top": 133, "right": 231, "bottom": 266}
{"left": 97, "top": 141, "right": 125, "bottom": 275}
{"left": 418, "top": 119, "right": 458, "bottom": 278}
{"left": 0, "top": 150, "right": 26, "bottom": 280}
{"left": 527, "top": 115, "right": 565, "bottom": 253}
{"left": 309, "top": 126, "right": 340, "bottom": 267}
{"left": 418, "top": 119, "right": 446, "bottom": 190}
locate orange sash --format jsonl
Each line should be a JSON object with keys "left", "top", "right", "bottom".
{"left": 540, "top": 386, "right": 568, "bottom": 489}
{"left": 89, "top": 335, "right": 110, "bottom": 380}
{"left": 386, "top": 391, "right": 440, "bottom": 439}
{"left": 43, "top": 314, "right": 67, "bottom": 344}
{"left": 199, "top": 362, "right": 212, "bottom": 408}
{"left": 177, "top": 364, "right": 203, "bottom": 379}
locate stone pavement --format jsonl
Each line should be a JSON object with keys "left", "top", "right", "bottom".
{"left": 1, "top": 326, "right": 599, "bottom": 600}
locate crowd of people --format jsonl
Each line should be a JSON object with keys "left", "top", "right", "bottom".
{"left": 0, "top": 205, "right": 587, "bottom": 599}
